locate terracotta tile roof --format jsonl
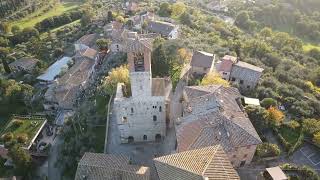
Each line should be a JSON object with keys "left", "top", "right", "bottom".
{"left": 45, "top": 58, "right": 96, "bottom": 109}
{"left": 190, "top": 51, "right": 215, "bottom": 68}
{"left": 154, "top": 145, "right": 240, "bottom": 180}
{"left": 234, "top": 61, "right": 264, "bottom": 73}
{"left": 222, "top": 55, "right": 237, "bottom": 63}
{"left": 78, "top": 48, "right": 98, "bottom": 60}
{"left": 177, "top": 85, "right": 261, "bottom": 152}
{"left": 126, "top": 37, "right": 153, "bottom": 52}
{"left": 76, "top": 34, "right": 98, "bottom": 47}
{"left": 147, "top": 20, "right": 176, "bottom": 37}
{"left": 75, "top": 153, "right": 150, "bottom": 180}
{"left": 9, "top": 57, "right": 39, "bottom": 71}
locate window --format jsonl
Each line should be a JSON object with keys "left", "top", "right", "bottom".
{"left": 243, "top": 154, "right": 247, "bottom": 158}
{"left": 131, "top": 108, "right": 134, "bottom": 113}
{"left": 233, "top": 155, "right": 236, "bottom": 158}
{"left": 143, "top": 135, "right": 147, "bottom": 140}
{"left": 222, "top": 78, "right": 226, "bottom": 80}
{"left": 247, "top": 85, "right": 250, "bottom": 89}
{"left": 246, "top": 145, "right": 251, "bottom": 149}
{"left": 122, "top": 117, "right": 127, "bottom": 123}
{"left": 240, "top": 80, "right": 244, "bottom": 84}
{"left": 231, "top": 77, "right": 236, "bottom": 81}
{"left": 159, "top": 106, "right": 162, "bottom": 112}
{"left": 223, "top": 72, "right": 228, "bottom": 75}
{"left": 153, "top": 115, "right": 157, "bottom": 121}
{"left": 203, "top": 67, "right": 208, "bottom": 71}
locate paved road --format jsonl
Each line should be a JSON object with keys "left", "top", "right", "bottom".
{"left": 48, "top": 135, "right": 64, "bottom": 180}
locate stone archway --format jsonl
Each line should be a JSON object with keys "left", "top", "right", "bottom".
{"left": 128, "top": 136, "right": 134, "bottom": 143}
{"left": 155, "top": 134, "right": 162, "bottom": 142}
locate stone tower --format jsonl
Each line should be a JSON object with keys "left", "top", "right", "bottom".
{"left": 127, "top": 33, "right": 152, "bottom": 97}
{"left": 113, "top": 32, "right": 169, "bottom": 143}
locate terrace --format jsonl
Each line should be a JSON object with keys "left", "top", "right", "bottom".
{"left": 0, "top": 116, "right": 47, "bottom": 150}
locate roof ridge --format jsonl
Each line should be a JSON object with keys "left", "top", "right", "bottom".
{"left": 201, "top": 145, "right": 219, "bottom": 176}
{"left": 220, "top": 113, "right": 261, "bottom": 144}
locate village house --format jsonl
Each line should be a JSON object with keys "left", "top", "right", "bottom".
{"left": 114, "top": 32, "right": 171, "bottom": 143}
{"left": 125, "top": 1, "right": 138, "bottom": 14}
{"left": 154, "top": 145, "right": 240, "bottom": 180}
{"left": 43, "top": 49, "right": 97, "bottom": 113}
{"left": 129, "top": 11, "right": 155, "bottom": 30}
{"left": 190, "top": 50, "right": 216, "bottom": 76}
{"left": 74, "top": 34, "right": 99, "bottom": 52}
{"left": 9, "top": 57, "right": 39, "bottom": 73}
{"left": 147, "top": 20, "right": 179, "bottom": 39}
{"left": 37, "top": 56, "right": 72, "bottom": 84}
{"left": 176, "top": 85, "right": 262, "bottom": 167}
{"left": 75, "top": 153, "right": 150, "bottom": 180}
{"left": 217, "top": 55, "right": 264, "bottom": 89}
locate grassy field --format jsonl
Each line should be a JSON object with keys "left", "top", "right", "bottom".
{"left": 303, "top": 43, "right": 320, "bottom": 53}
{"left": 0, "top": 117, "right": 46, "bottom": 147}
{"left": 11, "top": 2, "right": 83, "bottom": 29}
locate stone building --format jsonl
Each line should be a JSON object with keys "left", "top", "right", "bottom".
{"left": 154, "top": 145, "right": 240, "bottom": 180}
{"left": 147, "top": 20, "right": 179, "bottom": 39}
{"left": 217, "top": 55, "right": 264, "bottom": 89}
{"left": 176, "top": 85, "right": 262, "bottom": 167}
{"left": 230, "top": 61, "right": 264, "bottom": 89}
{"left": 114, "top": 34, "right": 171, "bottom": 143}
{"left": 190, "top": 50, "right": 216, "bottom": 76}
{"left": 75, "top": 153, "right": 150, "bottom": 180}
{"left": 9, "top": 57, "right": 39, "bottom": 73}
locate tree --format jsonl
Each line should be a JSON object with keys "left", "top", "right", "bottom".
{"left": 256, "top": 143, "right": 281, "bottom": 158}
{"left": 313, "top": 131, "right": 320, "bottom": 146}
{"left": 265, "top": 106, "right": 284, "bottom": 126}
{"left": 179, "top": 12, "right": 193, "bottom": 26}
{"left": 81, "top": 9, "right": 94, "bottom": 27}
{"left": 11, "top": 25, "right": 21, "bottom": 35}
{"left": 100, "top": 65, "right": 129, "bottom": 96}
{"left": 53, "top": 48, "right": 64, "bottom": 58}
{"left": 0, "top": 47, "right": 10, "bottom": 73}
{"left": 96, "top": 38, "right": 110, "bottom": 51}
{"left": 158, "top": 2, "right": 172, "bottom": 17}
{"left": 261, "top": 98, "right": 277, "bottom": 108}
{"left": 152, "top": 43, "right": 170, "bottom": 77}
{"left": 171, "top": 2, "right": 186, "bottom": 17}
{"left": 107, "top": 11, "right": 113, "bottom": 23}
{"left": 115, "top": 16, "right": 125, "bottom": 23}
{"left": 200, "top": 72, "right": 230, "bottom": 87}
{"left": 303, "top": 119, "right": 320, "bottom": 135}
{"left": 0, "top": 22, "right": 10, "bottom": 34}
{"left": 8, "top": 144, "right": 32, "bottom": 176}
{"left": 0, "top": 36, "right": 9, "bottom": 47}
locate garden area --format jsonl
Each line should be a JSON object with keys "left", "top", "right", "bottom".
{"left": 0, "top": 116, "right": 46, "bottom": 148}
{"left": 10, "top": 1, "right": 83, "bottom": 29}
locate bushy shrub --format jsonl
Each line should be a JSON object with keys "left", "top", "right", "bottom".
{"left": 261, "top": 98, "right": 277, "bottom": 108}
{"left": 1, "top": 132, "right": 14, "bottom": 142}
{"left": 286, "top": 121, "right": 300, "bottom": 130}
{"left": 12, "top": 120, "right": 24, "bottom": 127}
{"left": 256, "top": 143, "right": 281, "bottom": 158}
{"left": 16, "top": 133, "right": 28, "bottom": 144}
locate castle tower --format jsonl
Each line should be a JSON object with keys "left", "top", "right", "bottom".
{"left": 113, "top": 33, "right": 168, "bottom": 143}
{"left": 127, "top": 33, "right": 153, "bottom": 97}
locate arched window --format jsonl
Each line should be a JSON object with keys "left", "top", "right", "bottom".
{"left": 159, "top": 106, "right": 162, "bottom": 112}
{"left": 143, "top": 135, "right": 147, "bottom": 140}
{"left": 153, "top": 115, "right": 157, "bottom": 121}
{"left": 131, "top": 108, "right": 134, "bottom": 113}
